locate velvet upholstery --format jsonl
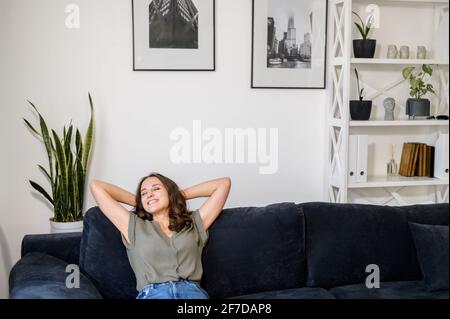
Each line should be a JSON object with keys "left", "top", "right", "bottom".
{"left": 79, "top": 207, "right": 138, "bottom": 299}
{"left": 300, "top": 202, "right": 449, "bottom": 288}
{"left": 329, "top": 281, "right": 449, "bottom": 299}
{"left": 201, "top": 203, "right": 305, "bottom": 299}
{"left": 409, "top": 223, "right": 449, "bottom": 291}
{"left": 228, "top": 287, "right": 335, "bottom": 299}
{"left": 9, "top": 252, "right": 101, "bottom": 299}
{"left": 9, "top": 202, "right": 449, "bottom": 299}
{"left": 406, "top": 204, "right": 449, "bottom": 225}
{"left": 21, "top": 232, "right": 82, "bottom": 265}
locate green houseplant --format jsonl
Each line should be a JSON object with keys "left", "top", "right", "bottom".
{"left": 350, "top": 68, "right": 372, "bottom": 120}
{"left": 24, "top": 94, "right": 94, "bottom": 233}
{"left": 352, "top": 11, "right": 376, "bottom": 58}
{"left": 402, "top": 64, "right": 435, "bottom": 119}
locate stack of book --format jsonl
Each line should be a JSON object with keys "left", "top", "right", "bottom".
{"left": 399, "top": 143, "right": 435, "bottom": 177}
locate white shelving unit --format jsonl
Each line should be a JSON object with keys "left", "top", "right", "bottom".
{"left": 327, "top": 0, "right": 449, "bottom": 205}
{"left": 349, "top": 120, "right": 449, "bottom": 126}
{"left": 351, "top": 58, "right": 449, "bottom": 65}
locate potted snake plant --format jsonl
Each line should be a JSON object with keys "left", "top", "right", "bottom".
{"left": 24, "top": 93, "right": 94, "bottom": 233}
{"left": 352, "top": 11, "right": 376, "bottom": 58}
{"left": 350, "top": 68, "right": 372, "bottom": 120}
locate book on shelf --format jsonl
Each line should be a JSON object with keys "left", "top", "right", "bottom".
{"left": 399, "top": 142, "right": 435, "bottom": 178}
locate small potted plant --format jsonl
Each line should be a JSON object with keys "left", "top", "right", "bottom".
{"left": 24, "top": 94, "right": 94, "bottom": 233}
{"left": 402, "top": 64, "right": 435, "bottom": 119}
{"left": 350, "top": 68, "right": 372, "bottom": 120}
{"left": 352, "top": 11, "right": 376, "bottom": 58}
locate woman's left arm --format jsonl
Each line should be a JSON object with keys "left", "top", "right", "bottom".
{"left": 181, "top": 177, "right": 231, "bottom": 230}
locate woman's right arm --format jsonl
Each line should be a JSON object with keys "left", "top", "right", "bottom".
{"left": 89, "top": 180, "right": 136, "bottom": 243}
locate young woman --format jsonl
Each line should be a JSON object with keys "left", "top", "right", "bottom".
{"left": 89, "top": 173, "right": 231, "bottom": 299}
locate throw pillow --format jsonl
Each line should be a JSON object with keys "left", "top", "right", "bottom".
{"left": 409, "top": 222, "right": 449, "bottom": 292}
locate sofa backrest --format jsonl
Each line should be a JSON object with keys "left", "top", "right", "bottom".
{"left": 300, "top": 202, "right": 449, "bottom": 288}
{"left": 79, "top": 207, "right": 138, "bottom": 299}
{"left": 201, "top": 202, "right": 306, "bottom": 298}
{"left": 79, "top": 203, "right": 306, "bottom": 299}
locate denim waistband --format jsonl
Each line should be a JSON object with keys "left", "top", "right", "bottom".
{"left": 144, "top": 279, "right": 197, "bottom": 289}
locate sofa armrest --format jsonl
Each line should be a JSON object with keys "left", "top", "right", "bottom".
{"left": 9, "top": 252, "right": 102, "bottom": 299}
{"left": 21, "top": 232, "right": 82, "bottom": 265}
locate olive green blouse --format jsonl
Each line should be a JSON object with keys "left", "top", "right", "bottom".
{"left": 121, "top": 209, "right": 209, "bottom": 291}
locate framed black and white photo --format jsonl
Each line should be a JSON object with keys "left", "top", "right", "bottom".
{"left": 251, "top": 0, "right": 328, "bottom": 88}
{"left": 132, "top": 0, "right": 215, "bottom": 71}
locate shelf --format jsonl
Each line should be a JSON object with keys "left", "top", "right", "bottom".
{"left": 349, "top": 120, "right": 449, "bottom": 127}
{"left": 351, "top": 58, "right": 449, "bottom": 65}
{"left": 348, "top": 175, "right": 449, "bottom": 188}
{"left": 354, "top": 0, "right": 449, "bottom": 5}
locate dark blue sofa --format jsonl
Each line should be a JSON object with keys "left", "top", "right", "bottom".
{"left": 9, "top": 202, "right": 449, "bottom": 299}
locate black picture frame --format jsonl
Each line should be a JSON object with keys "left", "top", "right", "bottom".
{"left": 132, "top": 0, "right": 216, "bottom": 71}
{"left": 251, "top": 0, "right": 328, "bottom": 89}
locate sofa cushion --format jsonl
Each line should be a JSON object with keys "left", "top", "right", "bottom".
{"left": 21, "top": 232, "right": 81, "bottom": 265}
{"left": 201, "top": 202, "right": 306, "bottom": 299}
{"left": 301, "top": 202, "right": 449, "bottom": 288}
{"left": 407, "top": 204, "right": 449, "bottom": 225}
{"left": 409, "top": 223, "right": 449, "bottom": 292}
{"left": 228, "top": 287, "right": 335, "bottom": 299}
{"left": 329, "top": 281, "right": 449, "bottom": 299}
{"left": 9, "top": 252, "right": 102, "bottom": 299}
{"left": 79, "top": 207, "right": 137, "bottom": 299}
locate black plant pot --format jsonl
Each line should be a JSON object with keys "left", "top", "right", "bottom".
{"left": 406, "top": 98, "right": 430, "bottom": 118}
{"left": 350, "top": 100, "right": 372, "bottom": 120}
{"left": 353, "top": 39, "right": 376, "bottom": 58}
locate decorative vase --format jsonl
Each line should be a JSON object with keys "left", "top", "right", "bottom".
{"left": 400, "top": 46, "right": 410, "bottom": 59}
{"left": 416, "top": 46, "right": 427, "bottom": 59}
{"left": 50, "top": 219, "right": 83, "bottom": 233}
{"left": 350, "top": 100, "right": 372, "bottom": 120}
{"left": 406, "top": 98, "right": 430, "bottom": 119}
{"left": 353, "top": 39, "right": 376, "bottom": 58}
{"left": 387, "top": 44, "right": 398, "bottom": 59}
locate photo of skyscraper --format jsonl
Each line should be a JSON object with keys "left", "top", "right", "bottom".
{"left": 148, "top": 0, "right": 199, "bottom": 49}
{"left": 267, "top": 0, "right": 313, "bottom": 69}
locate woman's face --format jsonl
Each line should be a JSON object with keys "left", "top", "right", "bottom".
{"left": 140, "top": 176, "right": 170, "bottom": 214}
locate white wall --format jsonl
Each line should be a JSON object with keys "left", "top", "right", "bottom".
{"left": 0, "top": 0, "right": 327, "bottom": 298}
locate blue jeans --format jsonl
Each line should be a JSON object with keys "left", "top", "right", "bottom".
{"left": 136, "top": 279, "right": 209, "bottom": 299}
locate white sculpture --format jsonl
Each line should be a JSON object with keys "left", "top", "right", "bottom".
{"left": 400, "top": 46, "right": 410, "bottom": 59}
{"left": 387, "top": 45, "right": 398, "bottom": 58}
{"left": 417, "top": 46, "right": 427, "bottom": 59}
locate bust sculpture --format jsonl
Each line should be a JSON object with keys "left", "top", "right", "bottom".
{"left": 383, "top": 97, "right": 396, "bottom": 120}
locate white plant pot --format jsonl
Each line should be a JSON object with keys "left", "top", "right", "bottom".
{"left": 50, "top": 220, "right": 83, "bottom": 233}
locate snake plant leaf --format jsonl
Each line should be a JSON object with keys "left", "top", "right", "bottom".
{"left": 28, "top": 101, "right": 55, "bottom": 183}
{"left": 82, "top": 93, "right": 94, "bottom": 174}
{"left": 75, "top": 157, "right": 84, "bottom": 219}
{"left": 52, "top": 129, "right": 69, "bottom": 215}
{"left": 38, "top": 164, "right": 52, "bottom": 182}
{"left": 75, "top": 157, "right": 84, "bottom": 203}
{"left": 23, "top": 119, "right": 41, "bottom": 137}
{"left": 354, "top": 23, "right": 366, "bottom": 39}
{"left": 75, "top": 129, "right": 83, "bottom": 159}
{"left": 29, "top": 180, "right": 54, "bottom": 205}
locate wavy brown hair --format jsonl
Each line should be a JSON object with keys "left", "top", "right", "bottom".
{"left": 134, "top": 173, "right": 193, "bottom": 232}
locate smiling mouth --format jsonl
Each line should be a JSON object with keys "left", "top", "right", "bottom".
{"left": 147, "top": 199, "right": 158, "bottom": 206}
